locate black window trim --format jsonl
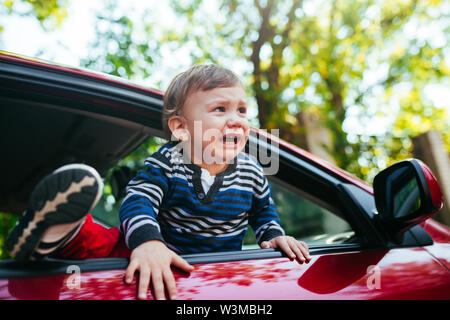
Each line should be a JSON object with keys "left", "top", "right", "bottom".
{"left": 0, "top": 226, "right": 432, "bottom": 280}
{"left": 0, "top": 58, "right": 164, "bottom": 131}
{"left": 0, "top": 243, "right": 363, "bottom": 279}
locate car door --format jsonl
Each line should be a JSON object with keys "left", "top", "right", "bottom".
{"left": 2, "top": 134, "right": 449, "bottom": 300}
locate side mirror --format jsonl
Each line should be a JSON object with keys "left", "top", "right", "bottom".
{"left": 373, "top": 159, "right": 443, "bottom": 242}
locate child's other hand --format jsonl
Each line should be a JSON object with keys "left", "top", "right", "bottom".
{"left": 124, "top": 240, "right": 194, "bottom": 300}
{"left": 260, "top": 236, "right": 311, "bottom": 263}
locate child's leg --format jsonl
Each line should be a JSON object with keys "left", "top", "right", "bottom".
{"left": 6, "top": 163, "right": 103, "bottom": 261}
{"left": 57, "top": 213, "right": 130, "bottom": 259}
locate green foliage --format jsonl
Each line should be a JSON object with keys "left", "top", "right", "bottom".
{"left": 0, "top": 212, "right": 18, "bottom": 259}
{"left": 78, "top": 1, "right": 169, "bottom": 223}
{"left": 80, "top": 1, "right": 157, "bottom": 81}
{"left": 166, "top": 0, "right": 449, "bottom": 183}
{"left": 1, "top": 0, "right": 68, "bottom": 30}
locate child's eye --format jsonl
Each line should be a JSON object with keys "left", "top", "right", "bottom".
{"left": 238, "top": 107, "right": 247, "bottom": 114}
{"left": 213, "top": 106, "right": 226, "bottom": 112}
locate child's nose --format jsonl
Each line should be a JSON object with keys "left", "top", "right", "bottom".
{"left": 226, "top": 114, "right": 248, "bottom": 128}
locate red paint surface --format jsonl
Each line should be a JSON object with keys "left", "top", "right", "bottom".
{"left": 424, "top": 219, "right": 450, "bottom": 244}
{"left": 418, "top": 161, "right": 444, "bottom": 210}
{"left": 1, "top": 246, "right": 449, "bottom": 300}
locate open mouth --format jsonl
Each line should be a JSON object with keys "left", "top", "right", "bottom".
{"left": 222, "top": 134, "right": 242, "bottom": 146}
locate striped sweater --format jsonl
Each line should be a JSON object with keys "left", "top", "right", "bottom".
{"left": 119, "top": 142, "right": 284, "bottom": 254}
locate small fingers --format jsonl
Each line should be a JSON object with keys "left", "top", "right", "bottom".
{"left": 289, "top": 241, "right": 306, "bottom": 262}
{"left": 301, "top": 241, "right": 309, "bottom": 252}
{"left": 298, "top": 241, "right": 311, "bottom": 261}
{"left": 151, "top": 270, "right": 165, "bottom": 300}
{"left": 288, "top": 239, "right": 311, "bottom": 263}
{"left": 163, "top": 269, "right": 178, "bottom": 300}
{"left": 138, "top": 265, "right": 151, "bottom": 300}
{"left": 172, "top": 254, "right": 194, "bottom": 273}
{"left": 125, "top": 260, "right": 138, "bottom": 284}
{"left": 293, "top": 241, "right": 309, "bottom": 263}
{"left": 260, "top": 241, "right": 272, "bottom": 249}
{"left": 278, "top": 237, "right": 296, "bottom": 260}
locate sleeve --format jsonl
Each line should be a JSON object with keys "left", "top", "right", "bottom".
{"left": 248, "top": 165, "right": 285, "bottom": 244}
{"left": 118, "top": 153, "right": 171, "bottom": 251}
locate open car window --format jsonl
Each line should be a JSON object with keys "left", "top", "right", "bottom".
{"left": 90, "top": 134, "right": 356, "bottom": 251}
{"left": 270, "top": 179, "right": 353, "bottom": 245}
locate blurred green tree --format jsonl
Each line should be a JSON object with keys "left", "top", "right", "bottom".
{"left": 80, "top": 1, "right": 157, "bottom": 81}
{"left": 167, "top": 0, "right": 449, "bottom": 182}
{"left": 1, "top": 0, "right": 68, "bottom": 31}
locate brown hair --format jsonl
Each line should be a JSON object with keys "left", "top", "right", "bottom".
{"left": 162, "top": 64, "right": 243, "bottom": 139}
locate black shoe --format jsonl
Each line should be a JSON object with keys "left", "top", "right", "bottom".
{"left": 6, "top": 164, "right": 103, "bottom": 261}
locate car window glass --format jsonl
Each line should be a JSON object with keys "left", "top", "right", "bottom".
{"left": 243, "top": 178, "right": 354, "bottom": 247}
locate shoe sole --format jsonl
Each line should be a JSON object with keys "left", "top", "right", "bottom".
{"left": 6, "top": 164, "right": 103, "bottom": 261}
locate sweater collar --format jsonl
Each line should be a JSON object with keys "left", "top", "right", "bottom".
{"left": 169, "top": 141, "right": 239, "bottom": 177}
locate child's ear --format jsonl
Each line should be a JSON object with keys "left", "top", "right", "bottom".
{"left": 168, "top": 115, "right": 189, "bottom": 141}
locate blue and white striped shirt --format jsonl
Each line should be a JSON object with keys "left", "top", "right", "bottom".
{"left": 119, "top": 142, "right": 284, "bottom": 254}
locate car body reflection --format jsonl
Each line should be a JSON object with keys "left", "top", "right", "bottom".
{"left": 1, "top": 245, "right": 449, "bottom": 300}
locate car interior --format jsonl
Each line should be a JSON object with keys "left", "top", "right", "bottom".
{"left": 0, "top": 96, "right": 153, "bottom": 215}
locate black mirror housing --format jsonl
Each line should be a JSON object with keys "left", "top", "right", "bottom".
{"left": 373, "top": 159, "right": 443, "bottom": 242}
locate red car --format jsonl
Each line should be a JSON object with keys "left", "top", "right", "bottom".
{"left": 0, "top": 51, "right": 449, "bottom": 301}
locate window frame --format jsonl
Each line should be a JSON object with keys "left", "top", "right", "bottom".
{"left": 0, "top": 54, "right": 433, "bottom": 280}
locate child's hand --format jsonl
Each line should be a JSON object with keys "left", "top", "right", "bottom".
{"left": 260, "top": 236, "right": 311, "bottom": 263}
{"left": 124, "top": 240, "right": 194, "bottom": 300}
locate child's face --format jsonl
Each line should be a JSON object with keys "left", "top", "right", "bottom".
{"left": 171, "top": 85, "right": 250, "bottom": 167}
